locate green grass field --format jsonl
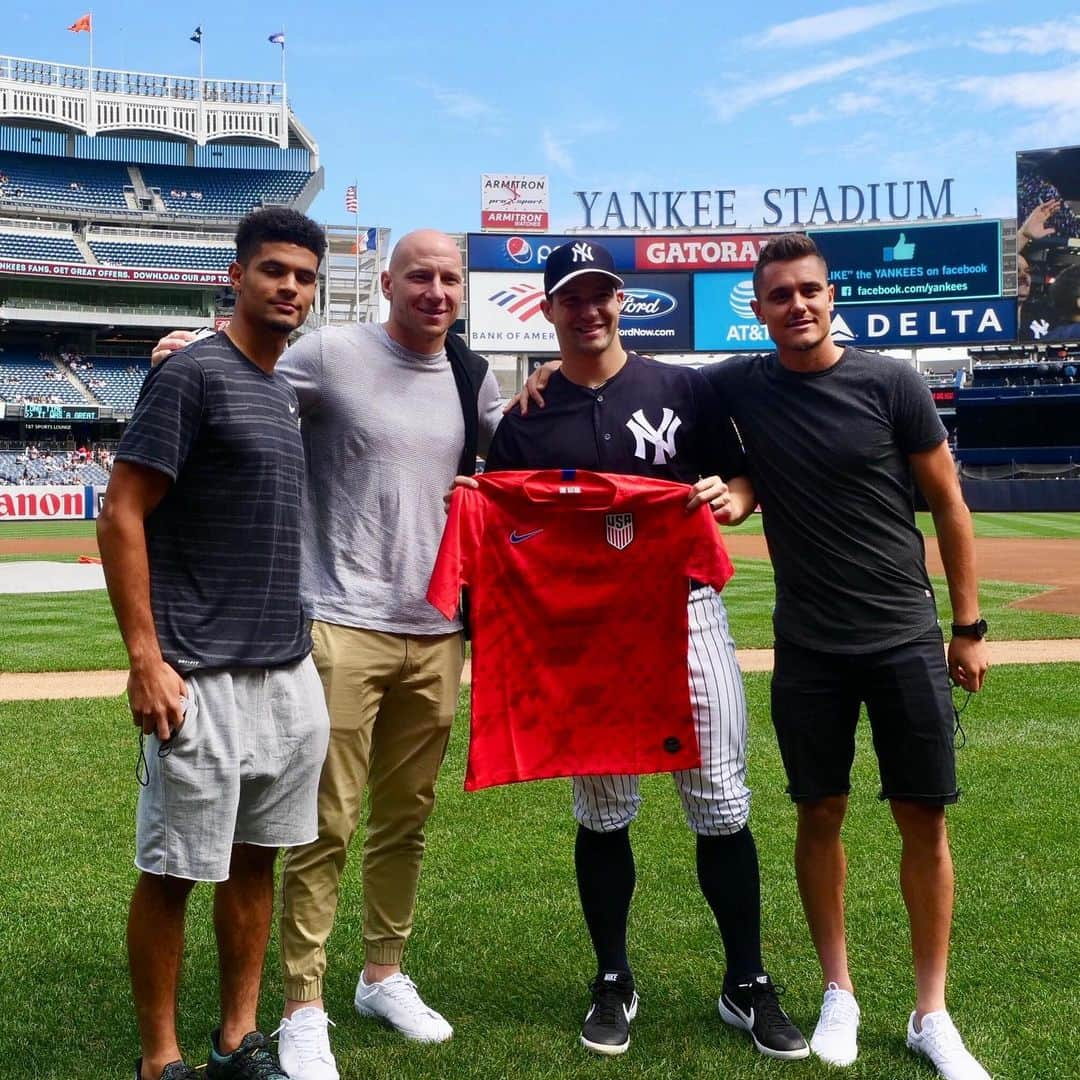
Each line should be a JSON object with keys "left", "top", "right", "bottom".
{"left": 0, "top": 669, "right": 1076, "bottom": 1080}
{"left": 2, "top": 512, "right": 1080, "bottom": 672}
{"left": 3, "top": 558, "right": 1078, "bottom": 673}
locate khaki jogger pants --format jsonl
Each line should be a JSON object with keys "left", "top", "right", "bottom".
{"left": 280, "top": 619, "right": 464, "bottom": 1001}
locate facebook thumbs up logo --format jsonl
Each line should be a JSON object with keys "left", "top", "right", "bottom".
{"left": 883, "top": 233, "right": 916, "bottom": 262}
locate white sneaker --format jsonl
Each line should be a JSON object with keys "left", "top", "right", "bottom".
{"left": 907, "top": 1010, "right": 990, "bottom": 1079}
{"left": 276, "top": 1007, "right": 339, "bottom": 1080}
{"left": 810, "top": 982, "right": 860, "bottom": 1066}
{"left": 354, "top": 972, "right": 453, "bottom": 1043}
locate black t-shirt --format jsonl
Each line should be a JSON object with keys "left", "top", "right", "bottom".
{"left": 486, "top": 352, "right": 746, "bottom": 481}
{"left": 704, "top": 347, "right": 947, "bottom": 653}
{"left": 115, "top": 333, "right": 310, "bottom": 672}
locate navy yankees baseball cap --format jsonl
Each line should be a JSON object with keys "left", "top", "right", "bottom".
{"left": 543, "top": 240, "right": 624, "bottom": 297}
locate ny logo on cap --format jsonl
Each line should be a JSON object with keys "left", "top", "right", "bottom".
{"left": 571, "top": 242, "right": 595, "bottom": 263}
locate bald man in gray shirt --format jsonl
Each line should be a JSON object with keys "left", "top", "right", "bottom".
{"left": 154, "top": 231, "right": 502, "bottom": 1079}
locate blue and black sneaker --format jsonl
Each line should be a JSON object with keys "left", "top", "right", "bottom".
{"left": 134, "top": 1059, "right": 199, "bottom": 1080}
{"left": 206, "top": 1030, "right": 288, "bottom": 1079}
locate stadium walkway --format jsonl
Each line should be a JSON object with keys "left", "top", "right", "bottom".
{"left": 3, "top": 641, "right": 1080, "bottom": 701}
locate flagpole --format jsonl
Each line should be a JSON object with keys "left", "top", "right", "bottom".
{"left": 354, "top": 179, "right": 361, "bottom": 322}
{"left": 88, "top": 10, "right": 95, "bottom": 135}
{"left": 280, "top": 24, "right": 286, "bottom": 88}
{"left": 197, "top": 24, "right": 205, "bottom": 145}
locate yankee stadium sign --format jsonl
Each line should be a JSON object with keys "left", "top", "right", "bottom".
{"left": 574, "top": 179, "right": 955, "bottom": 230}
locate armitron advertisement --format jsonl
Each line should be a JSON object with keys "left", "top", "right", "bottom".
{"left": 1016, "top": 145, "right": 1080, "bottom": 343}
{"left": 481, "top": 174, "right": 549, "bottom": 232}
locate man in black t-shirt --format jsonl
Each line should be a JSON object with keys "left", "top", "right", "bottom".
{"left": 473, "top": 241, "right": 808, "bottom": 1062}
{"left": 704, "top": 235, "right": 990, "bottom": 1080}
{"left": 98, "top": 208, "right": 330, "bottom": 1080}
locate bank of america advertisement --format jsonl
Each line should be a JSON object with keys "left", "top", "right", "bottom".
{"left": 467, "top": 272, "right": 692, "bottom": 353}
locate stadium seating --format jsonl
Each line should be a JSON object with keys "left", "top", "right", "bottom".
{"left": 140, "top": 165, "right": 311, "bottom": 216}
{"left": 90, "top": 241, "right": 233, "bottom": 271}
{"left": 0, "top": 351, "right": 93, "bottom": 405}
{"left": 0, "top": 229, "right": 84, "bottom": 263}
{"left": 80, "top": 357, "right": 150, "bottom": 411}
{"left": 0, "top": 450, "right": 110, "bottom": 485}
{"left": 0, "top": 152, "right": 129, "bottom": 212}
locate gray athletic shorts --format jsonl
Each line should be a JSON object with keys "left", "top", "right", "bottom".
{"left": 135, "top": 655, "right": 330, "bottom": 882}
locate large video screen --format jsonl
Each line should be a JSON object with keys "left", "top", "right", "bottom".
{"left": 1016, "top": 145, "right": 1080, "bottom": 343}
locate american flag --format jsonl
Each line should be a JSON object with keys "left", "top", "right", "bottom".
{"left": 345, "top": 185, "right": 358, "bottom": 214}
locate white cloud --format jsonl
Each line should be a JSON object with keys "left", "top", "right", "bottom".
{"left": 421, "top": 83, "right": 500, "bottom": 127}
{"left": 791, "top": 107, "right": 827, "bottom": 126}
{"left": 834, "top": 91, "right": 884, "bottom": 114}
{"left": 703, "top": 42, "right": 919, "bottom": 121}
{"left": 754, "top": 0, "right": 963, "bottom": 47}
{"left": 972, "top": 17, "right": 1080, "bottom": 55}
{"left": 542, "top": 130, "right": 573, "bottom": 172}
{"left": 955, "top": 64, "right": 1080, "bottom": 113}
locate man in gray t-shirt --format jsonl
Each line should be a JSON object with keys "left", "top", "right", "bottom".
{"left": 154, "top": 230, "right": 502, "bottom": 1075}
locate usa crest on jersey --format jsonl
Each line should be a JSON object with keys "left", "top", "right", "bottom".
{"left": 605, "top": 512, "right": 634, "bottom": 550}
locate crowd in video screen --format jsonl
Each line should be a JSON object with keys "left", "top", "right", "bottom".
{"left": 1017, "top": 146, "right": 1080, "bottom": 342}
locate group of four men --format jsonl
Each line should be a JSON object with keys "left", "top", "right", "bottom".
{"left": 98, "top": 207, "right": 990, "bottom": 1080}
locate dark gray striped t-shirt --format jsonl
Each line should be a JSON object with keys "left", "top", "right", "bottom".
{"left": 115, "top": 333, "right": 310, "bottom": 672}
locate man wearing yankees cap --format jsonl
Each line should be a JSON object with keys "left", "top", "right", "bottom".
{"left": 458, "top": 239, "right": 809, "bottom": 1061}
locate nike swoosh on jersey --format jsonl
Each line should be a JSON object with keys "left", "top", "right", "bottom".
{"left": 509, "top": 528, "right": 543, "bottom": 544}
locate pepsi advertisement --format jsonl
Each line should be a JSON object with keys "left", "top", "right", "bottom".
{"left": 617, "top": 274, "right": 692, "bottom": 352}
{"left": 467, "top": 233, "right": 638, "bottom": 272}
{"left": 809, "top": 221, "right": 1002, "bottom": 305}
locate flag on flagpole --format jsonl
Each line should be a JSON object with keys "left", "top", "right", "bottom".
{"left": 190, "top": 26, "right": 203, "bottom": 44}
{"left": 268, "top": 31, "right": 285, "bottom": 45}
{"left": 68, "top": 14, "right": 92, "bottom": 32}
{"left": 345, "top": 185, "right": 358, "bottom": 214}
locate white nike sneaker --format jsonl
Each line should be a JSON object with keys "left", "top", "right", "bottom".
{"left": 810, "top": 982, "right": 860, "bottom": 1066}
{"left": 275, "top": 1007, "right": 339, "bottom": 1080}
{"left": 907, "top": 1010, "right": 990, "bottom": 1079}
{"left": 354, "top": 972, "right": 453, "bottom": 1043}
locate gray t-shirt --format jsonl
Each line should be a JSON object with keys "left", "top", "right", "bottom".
{"left": 704, "top": 347, "right": 947, "bottom": 653}
{"left": 279, "top": 322, "right": 503, "bottom": 634}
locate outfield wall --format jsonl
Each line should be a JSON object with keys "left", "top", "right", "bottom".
{"left": 961, "top": 478, "right": 1080, "bottom": 511}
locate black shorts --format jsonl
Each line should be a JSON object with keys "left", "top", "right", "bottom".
{"left": 770, "top": 625, "right": 959, "bottom": 805}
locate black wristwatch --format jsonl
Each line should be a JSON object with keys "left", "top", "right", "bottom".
{"left": 951, "top": 618, "right": 988, "bottom": 640}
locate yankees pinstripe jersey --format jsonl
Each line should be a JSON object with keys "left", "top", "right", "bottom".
{"left": 485, "top": 352, "right": 745, "bottom": 481}
{"left": 427, "top": 470, "right": 734, "bottom": 790}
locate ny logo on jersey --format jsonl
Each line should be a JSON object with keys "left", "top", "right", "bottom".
{"left": 605, "top": 512, "right": 634, "bottom": 550}
{"left": 571, "top": 242, "right": 595, "bottom": 263}
{"left": 625, "top": 408, "right": 682, "bottom": 465}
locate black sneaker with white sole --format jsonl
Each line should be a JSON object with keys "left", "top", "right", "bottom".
{"left": 718, "top": 973, "right": 810, "bottom": 1060}
{"left": 580, "top": 970, "right": 639, "bottom": 1056}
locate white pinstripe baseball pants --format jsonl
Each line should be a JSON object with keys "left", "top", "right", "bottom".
{"left": 572, "top": 588, "right": 750, "bottom": 837}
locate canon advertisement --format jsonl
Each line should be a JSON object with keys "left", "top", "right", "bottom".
{"left": 0, "top": 485, "right": 93, "bottom": 521}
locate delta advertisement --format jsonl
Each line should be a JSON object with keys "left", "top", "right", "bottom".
{"left": 467, "top": 225, "right": 1012, "bottom": 353}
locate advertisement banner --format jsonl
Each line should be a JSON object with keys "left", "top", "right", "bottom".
{"left": 634, "top": 234, "right": 779, "bottom": 271}
{"left": 830, "top": 298, "right": 1017, "bottom": 347}
{"left": 617, "top": 273, "right": 693, "bottom": 351}
{"left": 0, "top": 485, "right": 92, "bottom": 521}
{"left": 0, "top": 256, "right": 230, "bottom": 286}
{"left": 467, "top": 233, "right": 638, "bottom": 272}
{"left": 468, "top": 272, "right": 557, "bottom": 352}
{"left": 481, "top": 174, "right": 550, "bottom": 232}
{"left": 809, "top": 221, "right": 1001, "bottom": 305}
{"left": 693, "top": 272, "right": 774, "bottom": 352}
{"left": 1016, "top": 145, "right": 1080, "bottom": 342}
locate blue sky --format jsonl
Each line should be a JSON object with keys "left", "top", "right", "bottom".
{"left": 7, "top": 2, "right": 1080, "bottom": 240}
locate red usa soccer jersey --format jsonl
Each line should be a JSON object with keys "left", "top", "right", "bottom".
{"left": 427, "top": 469, "right": 734, "bottom": 790}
